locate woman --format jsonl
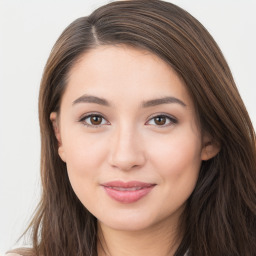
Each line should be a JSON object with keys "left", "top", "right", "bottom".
{"left": 6, "top": 0, "right": 256, "bottom": 255}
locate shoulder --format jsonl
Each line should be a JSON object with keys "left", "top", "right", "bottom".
{"left": 5, "top": 248, "right": 34, "bottom": 256}
{"left": 5, "top": 254, "right": 23, "bottom": 256}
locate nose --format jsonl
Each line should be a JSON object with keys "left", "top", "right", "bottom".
{"left": 108, "top": 125, "right": 146, "bottom": 171}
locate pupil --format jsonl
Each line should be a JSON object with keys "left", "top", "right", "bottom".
{"left": 91, "top": 116, "right": 102, "bottom": 125}
{"left": 155, "top": 116, "right": 166, "bottom": 125}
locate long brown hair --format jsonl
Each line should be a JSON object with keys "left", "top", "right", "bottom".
{"left": 18, "top": 1, "right": 256, "bottom": 255}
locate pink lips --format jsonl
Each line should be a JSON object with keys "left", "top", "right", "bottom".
{"left": 101, "top": 181, "right": 156, "bottom": 203}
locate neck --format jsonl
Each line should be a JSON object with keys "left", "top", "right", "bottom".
{"left": 97, "top": 217, "right": 182, "bottom": 256}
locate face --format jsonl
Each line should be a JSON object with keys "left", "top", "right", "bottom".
{"left": 51, "top": 45, "right": 217, "bottom": 232}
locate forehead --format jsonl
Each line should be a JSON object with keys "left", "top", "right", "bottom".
{"left": 63, "top": 45, "right": 193, "bottom": 107}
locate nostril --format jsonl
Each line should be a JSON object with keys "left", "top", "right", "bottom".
{"left": 107, "top": 129, "right": 146, "bottom": 171}
{"left": 108, "top": 150, "right": 146, "bottom": 171}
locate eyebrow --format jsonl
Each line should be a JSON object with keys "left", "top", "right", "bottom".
{"left": 142, "top": 97, "right": 186, "bottom": 108}
{"left": 72, "top": 94, "right": 186, "bottom": 108}
{"left": 72, "top": 94, "right": 110, "bottom": 106}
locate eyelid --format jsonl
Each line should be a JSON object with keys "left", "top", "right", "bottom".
{"left": 145, "top": 113, "right": 178, "bottom": 127}
{"left": 78, "top": 112, "right": 177, "bottom": 128}
{"left": 78, "top": 112, "right": 110, "bottom": 127}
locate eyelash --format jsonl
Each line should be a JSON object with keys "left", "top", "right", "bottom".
{"left": 79, "top": 113, "right": 110, "bottom": 128}
{"left": 79, "top": 113, "right": 178, "bottom": 128}
{"left": 146, "top": 114, "right": 178, "bottom": 127}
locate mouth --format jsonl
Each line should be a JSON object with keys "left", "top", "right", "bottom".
{"left": 101, "top": 181, "right": 156, "bottom": 203}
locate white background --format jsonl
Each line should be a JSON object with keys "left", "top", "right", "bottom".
{"left": 0, "top": 0, "right": 255, "bottom": 254}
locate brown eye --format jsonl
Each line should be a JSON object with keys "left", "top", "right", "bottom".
{"left": 90, "top": 115, "right": 102, "bottom": 125}
{"left": 81, "top": 114, "right": 109, "bottom": 127}
{"left": 154, "top": 116, "right": 167, "bottom": 125}
{"left": 146, "top": 114, "right": 177, "bottom": 127}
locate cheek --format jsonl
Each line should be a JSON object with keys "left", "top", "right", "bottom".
{"left": 147, "top": 127, "right": 202, "bottom": 181}
{"left": 62, "top": 131, "right": 108, "bottom": 200}
{"left": 147, "top": 130, "right": 202, "bottom": 214}
{"left": 63, "top": 131, "right": 108, "bottom": 173}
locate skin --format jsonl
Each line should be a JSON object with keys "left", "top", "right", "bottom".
{"left": 51, "top": 45, "right": 219, "bottom": 256}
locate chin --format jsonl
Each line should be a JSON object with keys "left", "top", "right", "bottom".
{"left": 100, "top": 218, "right": 155, "bottom": 232}
{"left": 97, "top": 209, "right": 169, "bottom": 232}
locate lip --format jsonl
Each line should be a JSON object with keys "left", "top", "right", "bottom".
{"left": 101, "top": 181, "right": 156, "bottom": 203}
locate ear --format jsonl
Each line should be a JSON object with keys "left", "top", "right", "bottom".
{"left": 50, "top": 112, "right": 66, "bottom": 162}
{"left": 201, "top": 134, "right": 221, "bottom": 161}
